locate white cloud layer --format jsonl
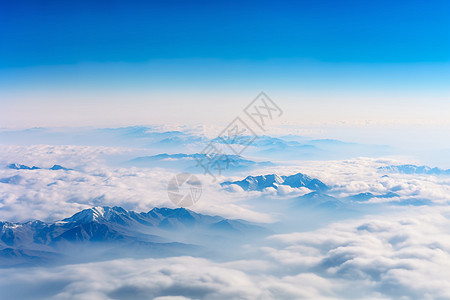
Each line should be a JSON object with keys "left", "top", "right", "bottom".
{"left": 244, "top": 157, "right": 450, "bottom": 203}
{"left": 1, "top": 144, "right": 450, "bottom": 299}
{"left": 263, "top": 206, "right": 450, "bottom": 299}
{"left": 0, "top": 145, "right": 273, "bottom": 222}
{"left": 1, "top": 207, "right": 449, "bottom": 299}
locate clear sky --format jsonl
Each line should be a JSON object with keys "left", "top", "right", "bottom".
{"left": 0, "top": 0, "right": 449, "bottom": 128}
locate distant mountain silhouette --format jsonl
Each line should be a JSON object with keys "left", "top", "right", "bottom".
{"left": 378, "top": 164, "right": 450, "bottom": 175}
{"left": 344, "top": 192, "right": 399, "bottom": 202}
{"left": 127, "top": 153, "right": 273, "bottom": 171}
{"left": 293, "top": 192, "right": 342, "bottom": 209}
{"left": 7, "top": 163, "right": 71, "bottom": 171}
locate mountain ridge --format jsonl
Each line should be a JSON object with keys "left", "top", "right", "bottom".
{"left": 0, "top": 206, "right": 268, "bottom": 267}
{"left": 378, "top": 164, "right": 450, "bottom": 175}
{"left": 221, "top": 172, "right": 329, "bottom": 192}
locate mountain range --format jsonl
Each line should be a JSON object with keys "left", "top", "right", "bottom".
{"left": 378, "top": 164, "right": 450, "bottom": 175}
{"left": 0, "top": 206, "right": 268, "bottom": 267}
{"left": 221, "top": 172, "right": 329, "bottom": 192}
{"left": 7, "top": 163, "right": 70, "bottom": 171}
{"left": 343, "top": 191, "right": 399, "bottom": 201}
{"left": 292, "top": 191, "right": 342, "bottom": 209}
{"left": 127, "top": 153, "right": 273, "bottom": 171}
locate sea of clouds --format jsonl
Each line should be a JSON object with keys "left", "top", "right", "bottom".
{"left": 1, "top": 207, "right": 449, "bottom": 299}
{"left": 1, "top": 128, "right": 450, "bottom": 299}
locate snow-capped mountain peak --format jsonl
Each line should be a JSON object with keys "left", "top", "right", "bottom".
{"left": 222, "top": 172, "right": 329, "bottom": 192}
{"left": 63, "top": 206, "right": 107, "bottom": 223}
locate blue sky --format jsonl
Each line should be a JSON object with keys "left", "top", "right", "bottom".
{"left": 0, "top": 0, "right": 449, "bottom": 128}
{"left": 1, "top": 0, "right": 449, "bottom": 66}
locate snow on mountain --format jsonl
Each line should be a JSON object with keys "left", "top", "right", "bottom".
{"left": 221, "top": 172, "right": 329, "bottom": 192}
{"left": 222, "top": 174, "right": 284, "bottom": 191}
{"left": 62, "top": 206, "right": 108, "bottom": 223}
{"left": 282, "top": 173, "right": 329, "bottom": 191}
{"left": 0, "top": 206, "right": 268, "bottom": 267}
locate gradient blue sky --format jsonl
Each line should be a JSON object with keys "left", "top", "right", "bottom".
{"left": 0, "top": 0, "right": 449, "bottom": 128}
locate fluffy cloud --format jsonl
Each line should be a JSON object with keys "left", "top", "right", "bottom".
{"left": 0, "top": 144, "right": 132, "bottom": 169}
{"left": 244, "top": 157, "right": 450, "bottom": 204}
{"left": 0, "top": 257, "right": 267, "bottom": 300}
{"left": 2, "top": 145, "right": 450, "bottom": 299}
{"left": 2, "top": 205, "right": 449, "bottom": 300}
{"left": 0, "top": 145, "right": 273, "bottom": 223}
{"left": 2, "top": 146, "right": 450, "bottom": 224}
{"left": 264, "top": 206, "right": 450, "bottom": 299}
{"left": 0, "top": 256, "right": 347, "bottom": 300}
